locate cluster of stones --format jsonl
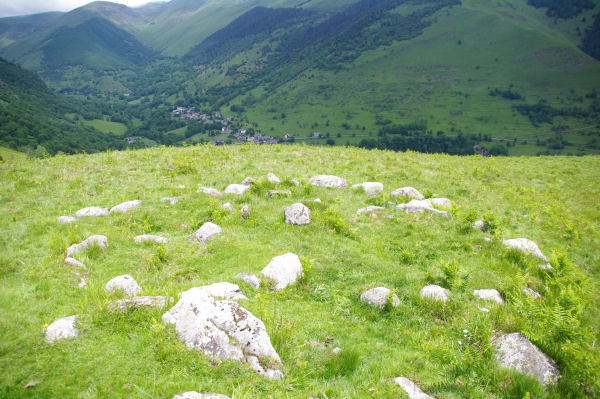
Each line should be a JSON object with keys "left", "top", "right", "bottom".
{"left": 49, "top": 172, "right": 561, "bottom": 394}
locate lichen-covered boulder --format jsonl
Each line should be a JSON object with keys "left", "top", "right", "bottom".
{"left": 66, "top": 235, "right": 108, "bottom": 257}
{"left": 493, "top": 333, "right": 560, "bottom": 385}
{"left": 352, "top": 182, "right": 384, "bottom": 196}
{"left": 390, "top": 187, "right": 424, "bottom": 200}
{"left": 45, "top": 315, "right": 79, "bottom": 343}
{"left": 162, "top": 288, "right": 283, "bottom": 380}
{"left": 420, "top": 285, "right": 449, "bottom": 302}
{"left": 105, "top": 274, "right": 141, "bottom": 297}
{"left": 360, "top": 287, "right": 400, "bottom": 308}
{"left": 110, "top": 200, "right": 142, "bottom": 214}
{"left": 308, "top": 175, "right": 347, "bottom": 188}
{"left": 75, "top": 206, "right": 109, "bottom": 217}
{"left": 261, "top": 253, "right": 303, "bottom": 291}
{"left": 134, "top": 234, "right": 170, "bottom": 244}
{"left": 473, "top": 289, "right": 504, "bottom": 304}
{"left": 224, "top": 184, "right": 250, "bottom": 195}
{"left": 189, "top": 222, "right": 222, "bottom": 243}
{"left": 284, "top": 203, "right": 311, "bottom": 225}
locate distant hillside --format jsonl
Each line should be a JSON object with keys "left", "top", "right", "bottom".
{"left": 0, "top": 58, "right": 125, "bottom": 154}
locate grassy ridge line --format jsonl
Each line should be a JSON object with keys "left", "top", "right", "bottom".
{"left": 0, "top": 145, "right": 598, "bottom": 398}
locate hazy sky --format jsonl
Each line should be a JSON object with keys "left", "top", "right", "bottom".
{"left": 0, "top": 0, "right": 156, "bottom": 18}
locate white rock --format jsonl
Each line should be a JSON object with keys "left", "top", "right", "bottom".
{"left": 290, "top": 179, "right": 300, "bottom": 186}
{"left": 267, "top": 189, "right": 292, "bottom": 198}
{"left": 45, "top": 315, "right": 79, "bottom": 343}
{"left": 66, "top": 235, "right": 108, "bottom": 257}
{"left": 502, "top": 238, "right": 551, "bottom": 267}
{"left": 284, "top": 203, "right": 311, "bottom": 225}
{"left": 236, "top": 273, "right": 261, "bottom": 289}
{"left": 224, "top": 184, "right": 250, "bottom": 195}
{"left": 134, "top": 234, "right": 170, "bottom": 244}
{"left": 473, "top": 289, "right": 504, "bottom": 304}
{"left": 360, "top": 287, "right": 400, "bottom": 308}
{"left": 247, "top": 355, "right": 284, "bottom": 380}
{"left": 309, "top": 175, "right": 347, "bottom": 188}
{"left": 313, "top": 198, "right": 321, "bottom": 203}
{"left": 56, "top": 216, "right": 77, "bottom": 223}
{"left": 177, "top": 185, "right": 186, "bottom": 189}
{"left": 351, "top": 182, "right": 383, "bottom": 196}
{"left": 163, "top": 288, "right": 282, "bottom": 379}
{"left": 267, "top": 173, "right": 281, "bottom": 184}
{"left": 105, "top": 274, "right": 141, "bottom": 297}
{"left": 473, "top": 220, "right": 486, "bottom": 231}
{"left": 396, "top": 199, "right": 452, "bottom": 219}
{"left": 430, "top": 197, "right": 452, "bottom": 209}
{"left": 240, "top": 177, "right": 255, "bottom": 186}
{"left": 522, "top": 287, "right": 542, "bottom": 299}
{"left": 482, "top": 237, "right": 493, "bottom": 242}
{"left": 65, "top": 257, "right": 87, "bottom": 270}
{"left": 393, "top": 377, "right": 435, "bottom": 399}
{"left": 494, "top": 333, "right": 560, "bottom": 385}
{"left": 420, "top": 285, "right": 449, "bottom": 302}
{"left": 390, "top": 187, "right": 424, "bottom": 200}
{"left": 332, "top": 347, "right": 342, "bottom": 354}
{"left": 109, "top": 296, "right": 174, "bottom": 311}
{"left": 194, "top": 282, "right": 247, "bottom": 300}
{"left": 198, "top": 187, "right": 223, "bottom": 198}
{"left": 261, "top": 253, "right": 303, "bottom": 291}
{"left": 241, "top": 205, "right": 249, "bottom": 220}
{"left": 110, "top": 200, "right": 142, "bottom": 214}
{"left": 75, "top": 206, "right": 109, "bottom": 217}
{"left": 161, "top": 197, "right": 180, "bottom": 205}
{"left": 356, "top": 206, "right": 384, "bottom": 215}
{"left": 222, "top": 202, "right": 234, "bottom": 211}
{"left": 479, "top": 307, "right": 489, "bottom": 312}
{"left": 78, "top": 278, "right": 87, "bottom": 288}
{"left": 173, "top": 393, "right": 231, "bottom": 399}
{"left": 189, "top": 222, "right": 222, "bottom": 243}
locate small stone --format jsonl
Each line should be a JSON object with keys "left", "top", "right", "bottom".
{"left": 420, "top": 285, "right": 449, "bottom": 302}
{"left": 479, "top": 307, "right": 490, "bottom": 312}
{"left": 430, "top": 197, "right": 452, "bottom": 209}
{"left": 493, "top": 333, "right": 560, "bottom": 385}
{"left": 105, "top": 274, "right": 141, "bottom": 297}
{"left": 45, "top": 315, "right": 79, "bottom": 343}
{"left": 75, "top": 206, "right": 109, "bottom": 217}
{"left": 473, "top": 289, "right": 504, "bottom": 304}
{"left": 267, "top": 173, "right": 281, "bottom": 184}
{"left": 235, "top": 273, "right": 261, "bottom": 289}
{"left": 309, "top": 175, "right": 347, "bottom": 188}
{"left": 173, "top": 393, "right": 231, "bottom": 399}
{"left": 473, "top": 220, "right": 486, "bottom": 231}
{"left": 110, "top": 200, "right": 142, "bottom": 214}
{"left": 224, "top": 184, "right": 251, "bottom": 195}
{"left": 360, "top": 287, "right": 400, "bottom": 308}
{"left": 241, "top": 205, "right": 249, "bottom": 220}
{"left": 222, "top": 202, "right": 234, "bottom": 211}
{"left": 313, "top": 198, "right": 321, "bottom": 203}
{"left": 66, "top": 235, "right": 108, "bottom": 257}
{"left": 78, "top": 278, "right": 87, "bottom": 288}
{"left": 109, "top": 296, "right": 174, "bottom": 311}
{"left": 189, "top": 222, "right": 222, "bottom": 243}
{"left": 290, "top": 179, "right": 300, "bottom": 186}
{"left": 65, "top": 257, "right": 87, "bottom": 270}
{"left": 134, "top": 234, "right": 170, "bottom": 244}
{"left": 393, "top": 377, "right": 435, "bottom": 399}
{"left": 390, "top": 187, "right": 424, "bottom": 200}
{"left": 267, "top": 189, "right": 292, "bottom": 198}
{"left": 261, "top": 253, "right": 303, "bottom": 291}
{"left": 332, "top": 347, "right": 342, "bottom": 354}
{"left": 56, "top": 216, "right": 77, "bottom": 223}
{"left": 161, "top": 197, "right": 180, "bottom": 205}
{"left": 284, "top": 203, "right": 311, "bottom": 225}
{"left": 177, "top": 185, "right": 186, "bottom": 189}
{"left": 356, "top": 206, "right": 384, "bottom": 215}
{"left": 522, "top": 287, "right": 542, "bottom": 299}
{"left": 240, "top": 177, "right": 255, "bottom": 186}
{"left": 351, "top": 182, "right": 384, "bottom": 196}
{"left": 199, "top": 187, "right": 223, "bottom": 198}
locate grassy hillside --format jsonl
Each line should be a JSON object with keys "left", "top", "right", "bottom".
{"left": 1, "top": 145, "right": 598, "bottom": 398}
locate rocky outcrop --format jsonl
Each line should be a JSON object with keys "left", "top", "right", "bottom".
{"left": 390, "top": 187, "right": 424, "bottom": 200}
{"left": 473, "top": 289, "right": 504, "bottom": 304}
{"left": 66, "top": 235, "right": 108, "bottom": 257}
{"left": 502, "top": 238, "right": 551, "bottom": 269}
{"left": 45, "top": 315, "right": 79, "bottom": 343}
{"left": 189, "top": 222, "right": 222, "bottom": 243}
{"left": 105, "top": 274, "right": 141, "bottom": 297}
{"left": 360, "top": 287, "right": 400, "bottom": 308}
{"left": 420, "top": 285, "right": 449, "bottom": 302}
{"left": 284, "top": 203, "right": 311, "bottom": 225}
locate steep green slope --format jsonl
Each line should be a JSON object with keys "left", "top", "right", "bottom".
{"left": 0, "top": 58, "right": 125, "bottom": 154}
{"left": 0, "top": 145, "right": 598, "bottom": 398}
